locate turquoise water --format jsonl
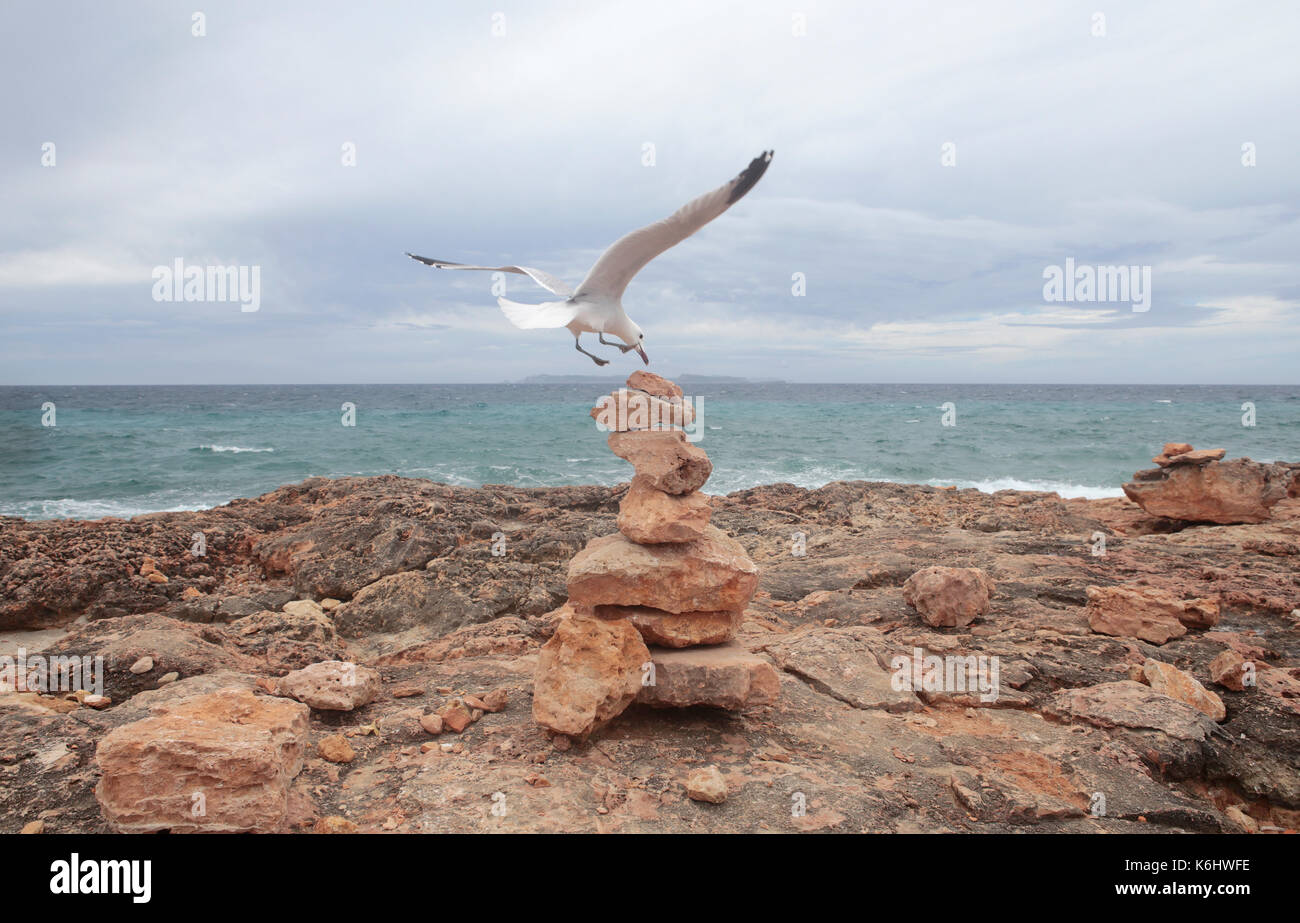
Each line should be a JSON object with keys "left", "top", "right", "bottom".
{"left": 1, "top": 383, "right": 1297, "bottom": 519}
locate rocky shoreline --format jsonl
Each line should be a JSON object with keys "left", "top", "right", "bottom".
{"left": 2, "top": 432, "right": 1298, "bottom": 832}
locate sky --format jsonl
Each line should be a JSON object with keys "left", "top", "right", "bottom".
{"left": 1, "top": 0, "right": 1298, "bottom": 384}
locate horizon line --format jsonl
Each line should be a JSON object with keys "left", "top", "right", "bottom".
{"left": 1, "top": 381, "right": 1297, "bottom": 388}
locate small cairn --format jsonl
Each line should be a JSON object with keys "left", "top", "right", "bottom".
{"left": 532, "top": 371, "right": 779, "bottom": 738}
{"left": 1124, "top": 442, "right": 1299, "bottom": 524}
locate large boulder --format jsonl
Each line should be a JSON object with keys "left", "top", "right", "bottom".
{"left": 566, "top": 526, "right": 759, "bottom": 614}
{"left": 1122, "top": 456, "right": 1298, "bottom": 524}
{"left": 902, "top": 566, "right": 994, "bottom": 628}
{"left": 95, "top": 689, "right": 309, "bottom": 833}
{"left": 532, "top": 611, "right": 650, "bottom": 738}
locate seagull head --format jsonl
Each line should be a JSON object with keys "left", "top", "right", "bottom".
{"left": 612, "top": 318, "right": 649, "bottom": 365}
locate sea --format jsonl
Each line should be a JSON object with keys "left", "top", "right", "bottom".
{"left": 1, "top": 383, "right": 1297, "bottom": 521}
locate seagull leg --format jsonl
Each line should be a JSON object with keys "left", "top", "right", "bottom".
{"left": 598, "top": 333, "right": 635, "bottom": 354}
{"left": 575, "top": 334, "right": 610, "bottom": 366}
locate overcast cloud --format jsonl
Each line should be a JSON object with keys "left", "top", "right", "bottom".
{"left": 2, "top": 0, "right": 1298, "bottom": 383}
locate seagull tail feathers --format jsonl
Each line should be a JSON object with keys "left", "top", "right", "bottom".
{"left": 498, "top": 297, "right": 578, "bottom": 330}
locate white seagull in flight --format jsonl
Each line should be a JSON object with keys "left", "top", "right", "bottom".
{"left": 407, "top": 150, "right": 773, "bottom": 366}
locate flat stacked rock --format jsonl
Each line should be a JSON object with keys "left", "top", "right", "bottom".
{"left": 533, "top": 372, "right": 779, "bottom": 738}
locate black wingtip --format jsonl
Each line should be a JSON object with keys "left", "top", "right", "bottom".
{"left": 726, "top": 150, "right": 774, "bottom": 206}
{"left": 406, "top": 252, "right": 450, "bottom": 267}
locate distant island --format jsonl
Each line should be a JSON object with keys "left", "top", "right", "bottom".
{"left": 518, "top": 374, "right": 783, "bottom": 384}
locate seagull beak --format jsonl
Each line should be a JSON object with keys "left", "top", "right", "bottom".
{"left": 635, "top": 346, "right": 649, "bottom": 365}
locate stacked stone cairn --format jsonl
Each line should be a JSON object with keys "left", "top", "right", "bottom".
{"left": 532, "top": 371, "right": 780, "bottom": 738}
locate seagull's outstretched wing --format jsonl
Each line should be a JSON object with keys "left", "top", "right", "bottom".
{"left": 406, "top": 254, "right": 574, "bottom": 297}
{"left": 575, "top": 150, "right": 773, "bottom": 300}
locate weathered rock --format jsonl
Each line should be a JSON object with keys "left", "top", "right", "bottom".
{"left": 567, "top": 526, "right": 758, "bottom": 614}
{"left": 40, "top": 614, "right": 257, "bottom": 700}
{"left": 1085, "top": 586, "right": 1188, "bottom": 644}
{"left": 616, "top": 479, "right": 712, "bottom": 544}
{"left": 315, "top": 815, "right": 359, "bottom": 833}
{"left": 8, "top": 464, "right": 1300, "bottom": 834}
{"left": 1224, "top": 805, "right": 1258, "bottom": 833}
{"left": 282, "top": 599, "right": 325, "bottom": 618}
{"left": 1256, "top": 669, "right": 1300, "bottom": 717}
{"left": 252, "top": 482, "right": 469, "bottom": 598}
{"left": 607, "top": 431, "right": 711, "bottom": 495}
{"left": 636, "top": 642, "right": 780, "bottom": 709}
{"left": 596, "top": 604, "right": 743, "bottom": 648}
{"left": 128, "top": 656, "right": 154, "bottom": 675}
{"left": 1210, "top": 649, "right": 1252, "bottom": 691}
{"left": 331, "top": 558, "right": 560, "bottom": 639}
{"left": 436, "top": 699, "right": 473, "bottom": 733}
{"left": 591, "top": 388, "right": 695, "bottom": 431}
{"left": 1141, "top": 658, "right": 1226, "bottom": 721}
{"left": 765, "top": 626, "right": 920, "bottom": 712}
{"left": 1152, "top": 445, "right": 1222, "bottom": 467}
{"left": 627, "top": 370, "right": 683, "bottom": 399}
{"left": 1123, "top": 457, "right": 1297, "bottom": 523}
{"left": 227, "top": 606, "right": 345, "bottom": 672}
{"left": 370, "top": 615, "right": 547, "bottom": 666}
{"left": 1175, "top": 595, "right": 1221, "bottom": 630}
{"left": 276, "top": 660, "right": 380, "bottom": 711}
{"left": 902, "top": 566, "right": 993, "bottom": 628}
{"left": 1168, "top": 448, "right": 1226, "bottom": 465}
{"left": 1085, "top": 585, "right": 1220, "bottom": 643}
{"left": 318, "top": 734, "right": 355, "bottom": 763}
{"left": 684, "top": 765, "right": 728, "bottom": 803}
{"left": 1043, "top": 681, "right": 1217, "bottom": 741}
{"left": 379, "top": 706, "right": 431, "bottom": 739}
{"left": 533, "top": 612, "right": 649, "bottom": 737}
{"left": 95, "top": 689, "right": 309, "bottom": 833}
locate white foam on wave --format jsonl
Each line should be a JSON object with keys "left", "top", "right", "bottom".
{"left": 705, "top": 467, "right": 1124, "bottom": 500}
{"left": 923, "top": 476, "right": 1124, "bottom": 500}
{"left": 0, "top": 496, "right": 224, "bottom": 521}
{"left": 197, "top": 444, "right": 274, "bottom": 453}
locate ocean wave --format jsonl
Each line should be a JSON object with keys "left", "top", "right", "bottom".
{"left": 0, "top": 472, "right": 1125, "bottom": 519}
{"left": 195, "top": 444, "right": 274, "bottom": 453}
{"left": 923, "top": 477, "right": 1124, "bottom": 500}
{"left": 0, "top": 497, "right": 222, "bottom": 520}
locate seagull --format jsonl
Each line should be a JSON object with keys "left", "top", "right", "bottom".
{"left": 407, "top": 150, "right": 773, "bottom": 366}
